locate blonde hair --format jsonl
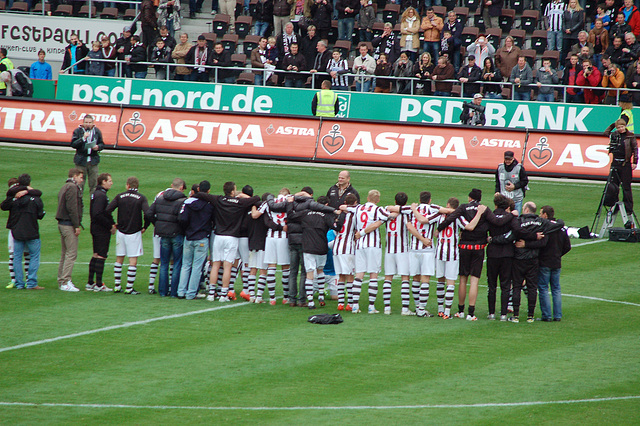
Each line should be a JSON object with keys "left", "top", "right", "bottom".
{"left": 367, "top": 189, "right": 380, "bottom": 202}
{"left": 92, "top": 41, "right": 101, "bottom": 48}
{"left": 569, "top": 0, "right": 583, "bottom": 11}
{"left": 267, "top": 36, "right": 276, "bottom": 43}
{"left": 401, "top": 7, "right": 420, "bottom": 22}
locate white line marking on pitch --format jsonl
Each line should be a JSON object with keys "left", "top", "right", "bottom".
{"left": 0, "top": 302, "right": 249, "bottom": 354}
{"left": 0, "top": 395, "right": 639, "bottom": 411}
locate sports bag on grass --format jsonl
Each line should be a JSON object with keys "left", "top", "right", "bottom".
{"left": 308, "top": 313, "right": 343, "bottom": 324}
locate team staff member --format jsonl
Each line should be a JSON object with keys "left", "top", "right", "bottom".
{"left": 495, "top": 150, "right": 529, "bottom": 213}
{"left": 71, "top": 114, "right": 105, "bottom": 194}
{"left": 326, "top": 170, "right": 360, "bottom": 209}
{"left": 87, "top": 173, "right": 116, "bottom": 292}
{"left": 311, "top": 80, "right": 339, "bottom": 117}
{"left": 56, "top": 169, "right": 84, "bottom": 292}
{"left": 607, "top": 118, "right": 638, "bottom": 215}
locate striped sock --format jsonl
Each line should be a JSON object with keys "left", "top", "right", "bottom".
{"left": 242, "top": 266, "right": 249, "bottom": 293}
{"left": 149, "top": 262, "right": 159, "bottom": 285}
{"left": 411, "top": 280, "right": 420, "bottom": 306}
{"left": 95, "top": 258, "right": 106, "bottom": 286}
{"left": 419, "top": 281, "right": 429, "bottom": 310}
{"left": 337, "top": 280, "right": 345, "bottom": 304}
{"left": 436, "top": 280, "right": 445, "bottom": 313}
{"left": 126, "top": 265, "right": 137, "bottom": 290}
{"left": 216, "top": 268, "right": 224, "bottom": 295}
{"left": 256, "top": 274, "right": 267, "bottom": 298}
{"left": 346, "top": 281, "right": 354, "bottom": 305}
{"left": 317, "top": 272, "right": 325, "bottom": 302}
{"left": 203, "top": 260, "right": 211, "bottom": 287}
{"left": 352, "top": 278, "right": 362, "bottom": 304}
{"left": 401, "top": 279, "right": 410, "bottom": 309}
{"left": 306, "top": 278, "right": 314, "bottom": 305}
{"left": 229, "top": 265, "right": 238, "bottom": 292}
{"left": 368, "top": 278, "right": 378, "bottom": 306}
{"left": 444, "top": 284, "right": 455, "bottom": 316}
{"left": 88, "top": 257, "right": 96, "bottom": 285}
{"left": 8, "top": 251, "right": 15, "bottom": 283}
{"left": 114, "top": 262, "right": 123, "bottom": 286}
{"left": 383, "top": 279, "right": 392, "bottom": 308}
{"left": 281, "top": 268, "right": 290, "bottom": 299}
{"left": 248, "top": 274, "right": 256, "bottom": 297}
{"left": 266, "top": 267, "right": 276, "bottom": 299}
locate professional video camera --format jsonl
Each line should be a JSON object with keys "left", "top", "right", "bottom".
{"left": 462, "top": 101, "right": 485, "bottom": 114}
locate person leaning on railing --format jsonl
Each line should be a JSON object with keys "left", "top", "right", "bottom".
{"left": 432, "top": 55, "right": 455, "bottom": 97}
{"left": 172, "top": 33, "right": 193, "bottom": 81}
{"left": 576, "top": 58, "right": 604, "bottom": 104}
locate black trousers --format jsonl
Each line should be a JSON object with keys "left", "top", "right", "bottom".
{"left": 612, "top": 163, "right": 634, "bottom": 215}
{"left": 511, "top": 258, "right": 539, "bottom": 317}
{"left": 288, "top": 243, "right": 306, "bottom": 303}
{"left": 486, "top": 257, "right": 512, "bottom": 316}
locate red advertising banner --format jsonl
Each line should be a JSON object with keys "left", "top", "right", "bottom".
{"left": 0, "top": 99, "right": 635, "bottom": 180}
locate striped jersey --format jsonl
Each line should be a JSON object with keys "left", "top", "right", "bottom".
{"left": 436, "top": 214, "right": 469, "bottom": 261}
{"left": 333, "top": 210, "right": 356, "bottom": 255}
{"left": 261, "top": 194, "right": 288, "bottom": 238}
{"left": 410, "top": 203, "right": 442, "bottom": 251}
{"left": 347, "top": 202, "right": 391, "bottom": 249}
{"left": 545, "top": 0, "right": 565, "bottom": 32}
{"left": 385, "top": 206, "right": 412, "bottom": 254}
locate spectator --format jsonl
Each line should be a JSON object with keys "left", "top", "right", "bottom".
{"left": 301, "top": 25, "right": 321, "bottom": 66}
{"left": 414, "top": 52, "right": 434, "bottom": 95}
{"left": 562, "top": 0, "right": 585, "bottom": 69}
{"left": 421, "top": 7, "right": 443, "bottom": 63}
{"left": 628, "top": 60, "right": 640, "bottom": 104}
{"left": 439, "top": 30, "right": 455, "bottom": 62}
{"left": 282, "top": 42, "right": 307, "bottom": 87}
{"left": 30, "top": 50, "right": 52, "bottom": 80}
{"left": 509, "top": 55, "right": 533, "bottom": 101}
{"left": 210, "top": 42, "right": 234, "bottom": 83}
{"left": 158, "top": 26, "right": 178, "bottom": 51}
{"left": 129, "top": 35, "right": 148, "bottom": 79}
{"left": 336, "top": 0, "right": 359, "bottom": 41}
{"left": 536, "top": 58, "right": 560, "bottom": 102}
{"left": 61, "top": 34, "right": 89, "bottom": 75}
{"left": 603, "top": 0, "right": 618, "bottom": 25}
{"left": 467, "top": 35, "right": 496, "bottom": 66}
{"left": 619, "top": 0, "right": 640, "bottom": 36}
{"left": 172, "top": 33, "right": 193, "bottom": 81}
{"left": 0, "top": 48, "right": 13, "bottom": 95}
{"left": 482, "top": 0, "right": 503, "bottom": 29}
{"left": 0, "top": 70, "right": 32, "bottom": 97}
{"left": 606, "top": 35, "right": 626, "bottom": 67}
{"left": 562, "top": 54, "right": 584, "bottom": 102}
{"left": 141, "top": 0, "right": 158, "bottom": 58}
{"left": 495, "top": 36, "right": 521, "bottom": 82}
{"left": 309, "top": 40, "right": 332, "bottom": 86}
{"left": 460, "top": 93, "right": 486, "bottom": 126}
{"left": 392, "top": 51, "right": 414, "bottom": 94}
{"left": 620, "top": 32, "right": 640, "bottom": 72}
{"left": 310, "top": 1, "right": 333, "bottom": 40}
{"left": 186, "top": 35, "right": 212, "bottom": 82}
{"left": 399, "top": 7, "right": 420, "bottom": 62}
{"left": 589, "top": 18, "right": 610, "bottom": 70}
{"left": 578, "top": 45, "right": 594, "bottom": 63}
{"left": 101, "top": 36, "right": 117, "bottom": 77}
{"left": 372, "top": 22, "right": 401, "bottom": 64}
{"left": 358, "top": 0, "right": 376, "bottom": 43}
{"left": 458, "top": 54, "right": 482, "bottom": 98}
{"left": 610, "top": 11, "right": 632, "bottom": 40}
{"left": 251, "top": 36, "right": 272, "bottom": 85}
{"left": 151, "top": 38, "right": 174, "bottom": 80}
{"left": 276, "top": 22, "right": 299, "bottom": 65}
{"left": 432, "top": 55, "right": 455, "bottom": 96}
{"left": 253, "top": 0, "right": 274, "bottom": 37}
{"left": 374, "top": 52, "right": 393, "bottom": 92}
{"left": 219, "top": 0, "right": 237, "bottom": 33}
{"left": 570, "top": 31, "right": 595, "bottom": 57}
{"left": 602, "top": 61, "right": 627, "bottom": 103}
{"left": 273, "top": 0, "right": 294, "bottom": 36}
{"left": 545, "top": 0, "right": 566, "bottom": 53}
{"left": 352, "top": 42, "right": 376, "bottom": 92}
{"left": 290, "top": 0, "right": 310, "bottom": 34}
{"left": 577, "top": 58, "right": 604, "bottom": 103}
{"left": 267, "top": 36, "right": 280, "bottom": 67}
{"left": 592, "top": 4, "right": 611, "bottom": 30}
{"left": 482, "top": 57, "right": 502, "bottom": 99}
{"left": 86, "top": 41, "right": 105, "bottom": 76}
{"left": 327, "top": 49, "right": 350, "bottom": 90}
{"left": 158, "top": 0, "right": 181, "bottom": 38}
{"left": 442, "top": 11, "right": 463, "bottom": 72}
{"left": 116, "top": 26, "right": 133, "bottom": 78}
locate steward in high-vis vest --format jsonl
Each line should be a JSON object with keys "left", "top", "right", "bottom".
{"left": 311, "top": 80, "right": 339, "bottom": 117}
{"left": 495, "top": 150, "right": 529, "bottom": 213}
{"left": 0, "top": 48, "right": 15, "bottom": 94}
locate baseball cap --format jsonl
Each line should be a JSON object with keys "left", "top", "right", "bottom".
{"left": 504, "top": 150, "right": 515, "bottom": 159}
{"left": 198, "top": 35, "right": 206, "bottom": 41}
{"left": 473, "top": 93, "right": 483, "bottom": 99}
{"left": 123, "top": 26, "right": 132, "bottom": 32}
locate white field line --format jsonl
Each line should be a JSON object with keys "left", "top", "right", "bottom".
{"left": 0, "top": 302, "right": 249, "bottom": 354}
{"left": 0, "top": 395, "right": 639, "bottom": 411}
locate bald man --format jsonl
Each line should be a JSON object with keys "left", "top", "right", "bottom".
{"left": 327, "top": 170, "right": 360, "bottom": 209}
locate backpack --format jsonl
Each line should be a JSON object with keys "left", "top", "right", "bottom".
{"left": 307, "top": 313, "right": 343, "bottom": 324}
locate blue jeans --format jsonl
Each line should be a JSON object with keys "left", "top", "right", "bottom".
{"left": 285, "top": 79, "right": 304, "bottom": 88}
{"left": 13, "top": 238, "right": 41, "bottom": 289}
{"left": 537, "top": 92, "right": 554, "bottom": 102}
{"left": 547, "top": 30, "right": 562, "bottom": 52}
{"left": 105, "top": 68, "right": 116, "bottom": 77}
{"left": 538, "top": 266, "right": 562, "bottom": 319}
{"left": 359, "top": 29, "right": 373, "bottom": 43}
{"left": 422, "top": 41, "right": 439, "bottom": 63}
{"left": 424, "top": 0, "right": 442, "bottom": 5}
{"left": 178, "top": 238, "right": 209, "bottom": 299}
{"left": 355, "top": 79, "right": 371, "bottom": 92}
{"left": 338, "top": 17, "right": 355, "bottom": 41}
{"left": 514, "top": 91, "right": 531, "bottom": 101}
{"left": 484, "top": 91, "right": 502, "bottom": 99}
{"left": 134, "top": 71, "right": 147, "bottom": 79}
{"left": 160, "top": 235, "right": 184, "bottom": 297}
{"left": 434, "top": 90, "right": 450, "bottom": 96}
{"left": 254, "top": 20, "right": 269, "bottom": 36}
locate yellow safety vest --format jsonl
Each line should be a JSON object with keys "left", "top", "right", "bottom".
{"left": 316, "top": 89, "right": 337, "bottom": 117}
{"left": 0, "top": 57, "right": 14, "bottom": 90}
{"left": 622, "top": 109, "right": 634, "bottom": 133}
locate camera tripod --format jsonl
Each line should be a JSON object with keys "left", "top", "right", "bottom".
{"left": 591, "top": 166, "right": 639, "bottom": 237}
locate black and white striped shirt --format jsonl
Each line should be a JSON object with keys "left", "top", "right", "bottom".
{"left": 545, "top": 0, "right": 565, "bottom": 32}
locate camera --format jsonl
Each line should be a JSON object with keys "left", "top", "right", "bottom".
{"left": 463, "top": 101, "right": 485, "bottom": 113}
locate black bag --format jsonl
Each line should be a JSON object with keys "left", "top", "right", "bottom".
{"left": 308, "top": 313, "right": 343, "bottom": 324}
{"left": 604, "top": 181, "right": 619, "bottom": 207}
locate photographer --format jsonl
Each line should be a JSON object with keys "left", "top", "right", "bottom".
{"left": 606, "top": 118, "right": 638, "bottom": 215}
{"left": 460, "top": 93, "right": 486, "bottom": 126}
{"left": 392, "top": 52, "right": 414, "bottom": 94}
{"left": 535, "top": 58, "right": 559, "bottom": 102}
{"left": 602, "top": 62, "right": 627, "bottom": 104}
{"left": 576, "top": 58, "right": 603, "bottom": 104}
{"left": 70, "top": 114, "right": 105, "bottom": 194}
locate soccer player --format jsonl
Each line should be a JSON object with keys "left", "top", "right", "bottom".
{"left": 106, "top": 177, "right": 150, "bottom": 294}
{"left": 342, "top": 189, "right": 392, "bottom": 314}
{"left": 383, "top": 192, "right": 413, "bottom": 315}
{"left": 87, "top": 173, "right": 116, "bottom": 292}
{"left": 334, "top": 193, "right": 358, "bottom": 311}
{"left": 248, "top": 193, "right": 282, "bottom": 303}
{"left": 260, "top": 188, "right": 291, "bottom": 305}
{"left": 237, "top": 185, "right": 254, "bottom": 301}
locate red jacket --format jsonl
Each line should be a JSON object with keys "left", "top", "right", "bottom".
{"left": 576, "top": 67, "right": 603, "bottom": 104}
{"left": 619, "top": 5, "right": 640, "bottom": 36}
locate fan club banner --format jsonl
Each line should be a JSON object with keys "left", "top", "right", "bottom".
{"left": 0, "top": 99, "right": 635, "bottom": 179}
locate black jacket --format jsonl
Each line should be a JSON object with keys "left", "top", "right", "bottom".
{"left": 326, "top": 184, "right": 360, "bottom": 209}
{"left": 538, "top": 223, "right": 571, "bottom": 269}
{"left": 210, "top": 49, "right": 233, "bottom": 80}
{"left": 106, "top": 189, "right": 150, "bottom": 234}
{"left": 71, "top": 126, "right": 105, "bottom": 166}
{"left": 130, "top": 44, "right": 148, "bottom": 72}
{"left": 335, "top": 0, "right": 359, "bottom": 19}
{"left": 252, "top": 0, "right": 274, "bottom": 21}
{"left": 2, "top": 186, "right": 42, "bottom": 231}
{"left": 438, "top": 201, "right": 512, "bottom": 245}
{"left": 515, "top": 214, "right": 565, "bottom": 260}
{"left": 458, "top": 64, "right": 482, "bottom": 94}
{"left": 146, "top": 189, "right": 187, "bottom": 238}
{"left": 1, "top": 192, "right": 45, "bottom": 241}
{"left": 90, "top": 186, "right": 115, "bottom": 235}
{"left": 302, "top": 210, "right": 342, "bottom": 254}
{"left": 269, "top": 196, "right": 336, "bottom": 245}
{"left": 248, "top": 201, "right": 282, "bottom": 251}
{"left": 61, "top": 42, "right": 89, "bottom": 72}
{"left": 178, "top": 194, "right": 215, "bottom": 241}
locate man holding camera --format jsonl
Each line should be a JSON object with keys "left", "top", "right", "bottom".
{"left": 71, "top": 114, "right": 105, "bottom": 194}
{"left": 495, "top": 150, "right": 528, "bottom": 214}
{"left": 460, "top": 93, "right": 486, "bottom": 126}
{"left": 607, "top": 118, "right": 638, "bottom": 215}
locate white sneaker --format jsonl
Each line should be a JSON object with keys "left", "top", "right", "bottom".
{"left": 454, "top": 312, "right": 465, "bottom": 319}
{"left": 487, "top": 314, "right": 496, "bottom": 320}
{"left": 249, "top": 296, "right": 255, "bottom": 303}
{"left": 85, "top": 283, "right": 96, "bottom": 291}
{"left": 219, "top": 296, "right": 230, "bottom": 302}
{"left": 206, "top": 295, "right": 216, "bottom": 302}
{"left": 368, "top": 306, "right": 379, "bottom": 314}
{"left": 500, "top": 315, "right": 508, "bottom": 321}
{"left": 466, "top": 315, "right": 478, "bottom": 321}
{"left": 352, "top": 303, "right": 361, "bottom": 314}
{"left": 384, "top": 307, "right": 391, "bottom": 315}
{"left": 254, "top": 296, "right": 264, "bottom": 304}
{"left": 60, "top": 282, "right": 80, "bottom": 292}
{"left": 94, "top": 284, "right": 113, "bottom": 292}
{"left": 401, "top": 308, "right": 417, "bottom": 316}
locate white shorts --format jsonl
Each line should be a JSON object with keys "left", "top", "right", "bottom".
{"left": 212, "top": 235, "right": 239, "bottom": 263}
{"left": 8, "top": 232, "right": 14, "bottom": 252}
{"left": 264, "top": 237, "right": 290, "bottom": 265}
{"left": 384, "top": 252, "right": 410, "bottom": 276}
{"left": 115, "top": 231, "right": 144, "bottom": 258}
{"left": 153, "top": 234, "right": 161, "bottom": 259}
{"left": 355, "top": 247, "right": 382, "bottom": 274}
{"left": 304, "top": 253, "right": 327, "bottom": 272}
{"left": 410, "top": 250, "right": 436, "bottom": 277}
{"left": 249, "top": 250, "right": 266, "bottom": 270}
{"left": 436, "top": 259, "right": 459, "bottom": 281}
{"left": 238, "top": 237, "right": 249, "bottom": 265}
{"left": 334, "top": 254, "right": 355, "bottom": 276}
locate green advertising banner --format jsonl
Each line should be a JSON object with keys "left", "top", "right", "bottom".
{"left": 56, "top": 74, "right": 627, "bottom": 132}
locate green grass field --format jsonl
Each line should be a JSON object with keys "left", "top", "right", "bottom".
{"left": 0, "top": 143, "right": 639, "bottom": 425}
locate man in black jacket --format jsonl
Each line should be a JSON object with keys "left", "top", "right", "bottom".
{"left": 71, "top": 114, "right": 105, "bottom": 194}
{"left": 1, "top": 174, "right": 45, "bottom": 290}
{"left": 129, "top": 35, "right": 148, "bottom": 79}
{"left": 87, "top": 173, "right": 116, "bottom": 292}
{"left": 116, "top": 26, "right": 134, "bottom": 78}
{"left": 326, "top": 170, "right": 360, "bottom": 209}
{"left": 146, "top": 178, "right": 187, "bottom": 297}
{"left": 458, "top": 55, "right": 482, "bottom": 98}
{"left": 186, "top": 35, "right": 213, "bottom": 82}
{"left": 210, "top": 42, "right": 234, "bottom": 84}
{"left": 495, "top": 150, "right": 529, "bottom": 214}
{"left": 61, "top": 33, "right": 89, "bottom": 74}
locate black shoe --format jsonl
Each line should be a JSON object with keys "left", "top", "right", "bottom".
{"left": 189, "top": 11, "right": 196, "bottom": 18}
{"left": 540, "top": 318, "right": 552, "bottom": 322}
{"left": 124, "top": 288, "right": 141, "bottom": 295}
{"left": 148, "top": 288, "right": 157, "bottom": 295}
{"left": 553, "top": 318, "right": 562, "bottom": 322}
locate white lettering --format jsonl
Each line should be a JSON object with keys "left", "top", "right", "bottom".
{"left": 399, "top": 99, "right": 421, "bottom": 121}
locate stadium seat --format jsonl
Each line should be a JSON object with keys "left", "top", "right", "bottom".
{"left": 334, "top": 40, "right": 352, "bottom": 58}
{"left": 393, "top": 23, "right": 401, "bottom": 37}
{"left": 77, "top": 5, "right": 97, "bottom": 17}
{"left": 542, "top": 50, "right": 560, "bottom": 69}
{"left": 100, "top": 6, "right": 118, "bottom": 19}
{"left": 363, "top": 41, "right": 373, "bottom": 54}
{"left": 222, "top": 33, "right": 239, "bottom": 52}
{"left": 453, "top": 6, "right": 469, "bottom": 26}
{"left": 499, "top": 9, "right": 515, "bottom": 33}
{"left": 510, "top": 0, "right": 524, "bottom": 14}
{"left": 235, "top": 0, "right": 244, "bottom": 18}
{"left": 451, "top": 85, "right": 462, "bottom": 97}
{"left": 432, "top": 5, "right": 447, "bottom": 18}
{"left": 123, "top": 8, "right": 137, "bottom": 20}
{"left": 0, "top": 1, "right": 5, "bottom": 10}
{"left": 203, "top": 32, "right": 217, "bottom": 49}
{"left": 486, "top": 27, "right": 502, "bottom": 50}
{"left": 509, "top": 29, "right": 526, "bottom": 49}
{"left": 235, "top": 16, "right": 253, "bottom": 38}
{"left": 531, "top": 30, "right": 548, "bottom": 55}
{"left": 52, "top": 4, "right": 72, "bottom": 16}
{"left": 461, "top": 26, "right": 479, "bottom": 47}
{"left": 472, "top": 10, "right": 486, "bottom": 33}
{"left": 236, "top": 72, "right": 254, "bottom": 84}
{"left": 521, "top": 49, "right": 537, "bottom": 68}
{"left": 383, "top": 3, "right": 400, "bottom": 26}
{"left": 372, "top": 22, "right": 385, "bottom": 38}
{"left": 463, "top": 0, "right": 480, "bottom": 13}
{"left": 521, "top": 10, "right": 539, "bottom": 34}
{"left": 442, "top": 0, "right": 457, "bottom": 11}
{"left": 243, "top": 34, "right": 260, "bottom": 54}
{"left": 248, "top": 0, "right": 258, "bottom": 15}
{"left": 327, "top": 20, "right": 338, "bottom": 44}
{"left": 501, "top": 86, "right": 511, "bottom": 99}
{"left": 32, "top": 2, "right": 51, "bottom": 14}
{"left": 231, "top": 53, "right": 247, "bottom": 67}
{"left": 9, "top": 1, "right": 29, "bottom": 12}
{"left": 212, "top": 14, "right": 231, "bottom": 37}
